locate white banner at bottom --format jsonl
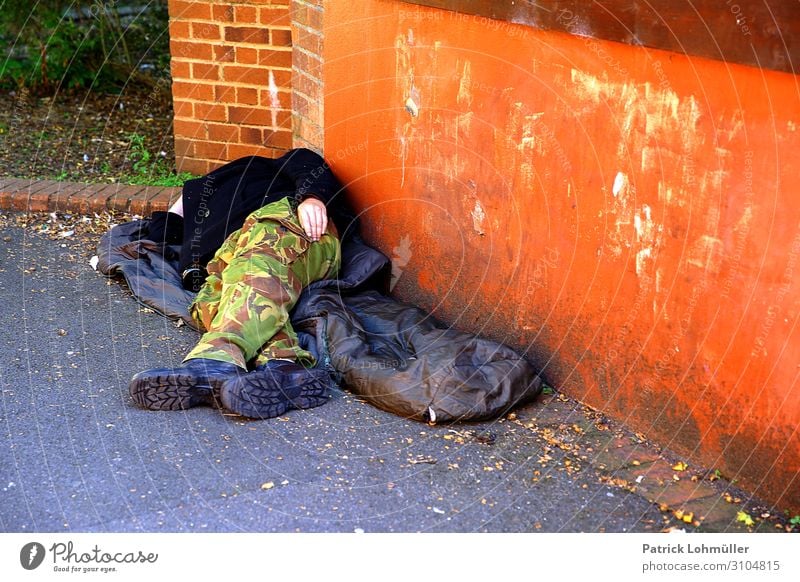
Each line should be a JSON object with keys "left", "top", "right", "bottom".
{"left": 1, "top": 533, "right": 798, "bottom": 581}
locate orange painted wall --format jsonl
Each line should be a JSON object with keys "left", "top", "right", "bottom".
{"left": 321, "top": 1, "right": 800, "bottom": 511}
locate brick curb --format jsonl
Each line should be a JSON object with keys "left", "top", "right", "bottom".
{"left": 0, "top": 178, "right": 182, "bottom": 216}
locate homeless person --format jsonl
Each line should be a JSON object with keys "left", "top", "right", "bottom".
{"left": 129, "top": 148, "right": 356, "bottom": 420}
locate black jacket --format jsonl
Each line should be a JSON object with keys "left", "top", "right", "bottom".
{"left": 149, "top": 149, "right": 357, "bottom": 273}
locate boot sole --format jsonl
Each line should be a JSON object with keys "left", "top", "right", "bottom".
{"left": 129, "top": 372, "right": 222, "bottom": 411}
{"left": 221, "top": 370, "right": 330, "bottom": 419}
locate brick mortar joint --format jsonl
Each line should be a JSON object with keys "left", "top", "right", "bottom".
{"left": 292, "top": 0, "right": 323, "bottom": 10}
{"left": 291, "top": 21, "right": 322, "bottom": 35}
{"left": 293, "top": 45, "right": 323, "bottom": 58}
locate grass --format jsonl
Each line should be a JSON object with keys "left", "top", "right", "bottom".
{"left": 123, "top": 132, "right": 194, "bottom": 187}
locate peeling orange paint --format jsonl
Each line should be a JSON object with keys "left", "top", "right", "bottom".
{"left": 323, "top": 0, "right": 800, "bottom": 512}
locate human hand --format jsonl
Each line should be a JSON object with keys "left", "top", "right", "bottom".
{"left": 297, "top": 197, "right": 328, "bottom": 241}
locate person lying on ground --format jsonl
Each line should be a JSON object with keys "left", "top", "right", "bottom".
{"left": 128, "top": 149, "right": 354, "bottom": 420}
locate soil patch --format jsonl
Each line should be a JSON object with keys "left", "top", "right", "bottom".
{"left": 0, "top": 83, "right": 175, "bottom": 183}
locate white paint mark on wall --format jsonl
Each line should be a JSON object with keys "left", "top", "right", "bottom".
{"left": 457, "top": 111, "right": 473, "bottom": 135}
{"left": 636, "top": 247, "right": 651, "bottom": 278}
{"left": 570, "top": 68, "right": 602, "bottom": 103}
{"left": 634, "top": 204, "right": 653, "bottom": 241}
{"left": 471, "top": 199, "right": 486, "bottom": 236}
{"left": 405, "top": 86, "right": 421, "bottom": 117}
{"left": 399, "top": 135, "right": 408, "bottom": 187}
{"left": 268, "top": 70, "right": 280, "bottom": 128}
{"left": 612, "top": 171, "right": 626, "bottom": 197}
{"left": 686, "top": 235, "right": 723, "bottom": 273}
{"left": 457, "top": 60, "right": 473, "bottom": 108}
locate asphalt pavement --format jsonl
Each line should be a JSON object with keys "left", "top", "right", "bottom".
{"left": 0, "top": 215, "right": 789, "bottom": 533}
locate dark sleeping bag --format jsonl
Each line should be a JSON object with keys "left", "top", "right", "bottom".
{"left": 97, "top": 221, "right": 542, "bottom": 422}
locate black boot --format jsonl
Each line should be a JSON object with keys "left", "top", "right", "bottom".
{"left": 220, "top": 360, "right": 333, "bottom": 419}
{"left": 129, "top": 358, "right": 244, "bottom": 411}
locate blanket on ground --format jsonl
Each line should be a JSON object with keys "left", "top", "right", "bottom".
{"left": 96, "top": 222, "right": 542, "bottom": 422}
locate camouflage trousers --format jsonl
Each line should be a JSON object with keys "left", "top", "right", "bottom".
{"left": 184, "top": 197, "right": 340, "bottom": 369}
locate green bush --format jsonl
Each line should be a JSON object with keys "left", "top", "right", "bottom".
{"left": 0, "top": 1, "right": 171, "bottom": 94}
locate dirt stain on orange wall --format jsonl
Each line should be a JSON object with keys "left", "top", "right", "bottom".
{"left": 322, "top": 0, "right": 800, "bottom": 511}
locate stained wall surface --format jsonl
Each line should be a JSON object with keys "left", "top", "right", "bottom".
{"left": 321, "top": 0, "right": 800, "bottom": 510}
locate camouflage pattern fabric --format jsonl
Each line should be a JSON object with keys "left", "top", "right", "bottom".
{"left": 185, "top": 197, "right": 340, "bottom": 369}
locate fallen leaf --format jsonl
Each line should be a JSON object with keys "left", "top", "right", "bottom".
{"left": 736, "top": 511, "right": 754, "bottom": 527}
{"left": 672, "top": 461, "right": 689, "bottom": 471}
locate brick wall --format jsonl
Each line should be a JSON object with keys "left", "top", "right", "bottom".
{"left": 168, "top": 0, "right": 294, "bottom": 175}
{"left": 290, "top": 0, "right": 324, "bottom": 152}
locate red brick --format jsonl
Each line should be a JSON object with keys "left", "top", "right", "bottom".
{"left": 227, "top": 144, "right": 286, "bottom": 159}
{"left": 206, "top": 123, "right": 239, "bottom": 142}
{"left": 178, "top": 157, "right": 211, "bottom": 176}
{"left": 306, "top": 7, "right": 323, "bottom": 30}
{"left": 146, "top": 187, "right": 183, "bottom": 214}
{"left": 169, "top": 1, "right": 212, "bottom": 21}
{"left": 212, "top": 3, "right": 235, "bottom": 22}
{"left": 234, "top": 5, "right": 258, "bottom": 23}
{"left": 50, "top": 182, "right": 93, "bottom": 212}
{"left": 106, "top": 184, "right": 144, "bottom": 212}
{"left": 28, "top": 190, "right": 52, "bottom": 212}
{"left": 0, "top": 180, "right": 28, "bottom": 209}
{"left": 228, "top": 106, "right": 273, "bottom": 126}
{"left": 80, "top": 184, "right": 123, "bottom": 214}
{"left": 239, "top": 126, "right": 264, "bottom": 144}
{"left": 236, "top": 46, "right": 258, "bottom": 64}
{"left": 174, "top": 137, "right": 196, "bottom": 159}
{"left": 173, "top": 118, "right": 207, "bottom": 139}
{"left": 258, "top": 48, "right": 292, "bottom": 68}
{"left": 129, "top": 186, "right": 161, "bottom": 215}
{"left": 194, "top": 141, "right": 228, "bottom": 160}
{"left": 170, "top": 39, "right": 213, "bottom": 61}
{"left": 170, "top": 60, "right": 192, "bottom": 79}
{"left": 270, "top": 28, "right": 292, "bottom": 47}
{"left": 263, "top": 129, "right": 293, "bottom": 149}
{"left": 236, "top": 87, "right": 259, "bottom": 105}
{"left": 291, "top": 4, "right": 309, "bottom": 27}
{"left": 172, "top": 80, "right": 215, "bottom": 101}
{"left": 213, "top": 45, "right": 236, "bottom": 62}
{"left": 194, "top": 102, "right": 228, "bottom": 122}
{"left": 214, "top": 84, "right": 236, "bottom": 103}
{"left": 223, "top": 64, "right": 269, "bottom": 85}
{"left": 292, "top": 70, "right": 321, "bottom": 98}
{"left": 191, "top": 22, "right": 221, "bottom": 40}
{"left": 172, "top": 99, "right": 194, "bottom": 118}
{"left": 258, "top": 88, "right": 292, "bottom": 110}
{"left": 274, "top": 110, "right": 293, "bottom": 128}
{"left": 269, "top": 68, "right": 292, "bottom": 88}
{"left": 224, "top": 26, "right": 270, "bottom": 45}
{"left": 169, "top": 20, "right": 191, "bottom": 40}
{"left": 295, "top": 27, "right": 320, "bottom": 54}
{"left": 293, "top": 48, "right": 322, "bottom": 76}
{"left": 11, "top": 181, "right": 56, "bottom": 211}
{"left": 261, "top": 6, "right": 291, "bottom": 26}
{"left": 292, "top": 91, "right": 319, "bottom": 119}
{"left": 294, "top": 116, "right": 322, "bottom": 147}
{"left": 190, "top": 62, "right": 220, "bottom": 81}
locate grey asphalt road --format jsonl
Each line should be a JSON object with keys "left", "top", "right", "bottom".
{"left": 0, "top": 218, "right": 735, "bottom": 533}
